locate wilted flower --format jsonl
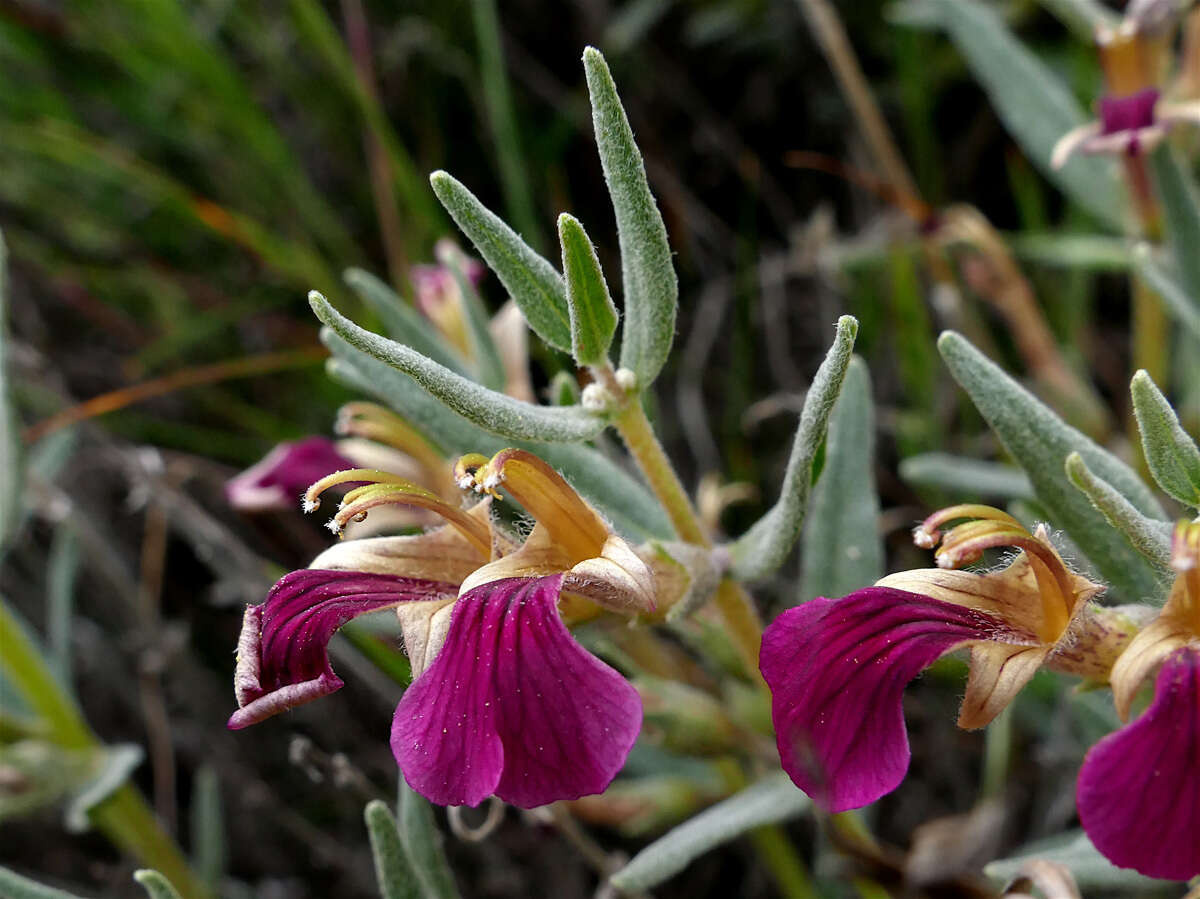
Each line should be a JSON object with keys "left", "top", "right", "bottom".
{"left": 1075, "top": 520, "right": 1200, "bottom": 881}
{"left": 229, "top": 448, "right": 655, "bottom": 808}
{"left": 759, "top": 505, "right": 1141, "bottom": 812}
{"left": 1052, "top": 8, "right": 1200, "bottom": 168}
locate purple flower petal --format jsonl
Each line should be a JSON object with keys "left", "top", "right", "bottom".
{"left": 225, "top": 437, "right": 357, "bottom": 511}
{"left": 760, "top": 587, "right": 1008, "bottom": 812}
{"left": 391, "top": 575, "right": 641, "bottom": 808}
{"left": 1077, "top": 647, "right": 1200, "bottom": 881}
{"left": 1099, "top": 88, "right": 1159, "bottom": 135}
{"left": 228, "top": 569, "right": 456, "bottom": 729}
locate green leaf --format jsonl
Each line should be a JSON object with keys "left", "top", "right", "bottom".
{"left": 1131, "top": 369, "right": 1200, "bottom": 509}
{"left": 894, "top": 0, "right": 1123, "bottom": 228}
{"left": 342, "top": 269, "right": 470, "bottom": 375}
{"left": 429, "top": 172, "right": 571, "bottom": 352}
{"left": 397, "top": 780, "right": 460, "bottom": 899}
{"left": 311, "top": 291, "right": 605, "bottom": 443}
{"left": 64, "top": 743, "right": 143, "bottom": 832}
{"left": 365, "top": 800, "right": 422, "bottom": 899}
{"left": 1130, "top": 244, "right": 1200, "bottom": 340}
{"left": 938, "top": 331, "right": 1165, "bottom": 601}
{"left": 0, "top": 230, "right": 19, "bottom": 549}
{"left": 608, "top": 772, "right": 810, "bottom": 891}
{"left": 582, "top": 47, "right": 678, "bottom": 386}
{"left": 800, "top": 358, "right": 883, "bottom": 601}
{"left": 558, "top": 214, "right": 618, "bottom": 367}
{"left": 189, "top": 765, "right": 226, "bottom": 893}
{"left": 0, "top": 865, "right": 92, "bottom": 899}
{"left": 728, "top": 316, "right": 858, "bottom": 581}
{"left": 984, "top": 831, "right": 1163, "bottom": 891}
{"left": 323, "top": 336, "right": 673, "bottom": 540}
{"left": 900, "top": 453, "right": 1034, "bottom": 500}
{"left": 1065, "top": 452, "right": 1173, "bottom": 581}
{"left": 131, "top": 870, "right": 183, "bottom": 899}
{"left": 1149, "top": 144, "right": 1200, "bottom": 306}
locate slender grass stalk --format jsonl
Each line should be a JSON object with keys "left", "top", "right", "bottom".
{"left": 0, "top": 597, "right": 207, "bottom": 898}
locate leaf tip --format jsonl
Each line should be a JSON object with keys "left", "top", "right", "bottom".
{"left": 835, "top": 315, "right": 859, "bottom": 340}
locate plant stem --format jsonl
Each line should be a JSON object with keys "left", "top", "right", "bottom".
{"left": 0, "top": 597, "right": 208, "bottom": 898}
{"left": 610, "top": 393, "right": 763, "bottom": 676}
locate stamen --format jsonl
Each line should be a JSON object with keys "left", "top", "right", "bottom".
{"left": 303, "top": 468, "right": 419, "bottom": 512}
{"left": 914, "top": 504, "right": 1023, "bottom": 550}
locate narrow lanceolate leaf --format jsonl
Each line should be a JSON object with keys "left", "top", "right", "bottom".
{"left": 984, "top": 832, "right": 1161, "bottom": 892}
{"left": 434, "top": 245, "right": 507, "bottom": 391}
{"left": 131, "top": 871, "right": 183, "bottom": 899}
{"left": 1130, "top": 244, "right": 1200, "bottom": 340}
{"left": 938, "top": 332, "right": 1165, "bottom": 601}
{"left": 342, "top": 268, "right": 469, "bottom": 374}
{"left": 728, "top": 317, "right": 858, "bottom": 582}
{"left": 1131, "top": 369, "right": 1200, "bottom": 509}
{"left": 609, "top": 772, "right": 810, "bottom": 891}
{"left": 1149, "top": 145, "right": 1200, "bottom": 307}
{"left": 0, "top": 865, "right": 91, "bottom": 899}
{"left": 0, "top": 230, "right": 20, "bottom": 549}
{"left": 311, "top": 292, "right": 605, "bottom": 443}
{"left": 800, "top": 358, "right": 883, "bottom": 601}
{"left": 895, "top": 0, "right": 1123, "bottom": 228}
{"left": 1065, "top": 453, "right": 1173, "bottom": 581}
{"left": 189, "top": 765, "right": 226, "bottom": 893}
{"left": 365, "top": 800, "right": 422, "bottom": 899}
{"left": 900, "top": 453, "right": 1034, "bottom": 500}
{"left": 323, "top": 334, "right": 673, "bottom": 539}
{"left": 398, "top": 780, "right": 460, "bottom": 899}
{"left": 558, "top": 213, "right": 618, "bottom": 367}
{"left": 429, "top": 172, "right": 571, "bottom": 352}
{"left": 583, "top": 47, "right": 678, "bottom": 385}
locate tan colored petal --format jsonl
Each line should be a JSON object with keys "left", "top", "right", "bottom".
{"left": 1045, "top": 603, "right": 1155, "bottom": 682}
{"left": 562, "top": 534, "right": 657, "bottom": 614}
{"left": 459, "top": 523, "right": 573, "bottom": 594}
{"left": 1110, "top": 621, "right": 1194, "bottom": 720}
{"left": 341, "top": 503, "right": 436, "bottom": 539}
{"left": 397, "top": 600, "right": 456, "bottom": 678}
{"left": 958, "top": 642, "right": 1050, "bottom": 729}
{"left": 335, "top": 438, "right": 426, "bottom": 482}
{"left": 1051, "top": 121, "right": 1103, "bottom": 169}
{"left": 311, "top": 501, "right": 491, "bottom": 584}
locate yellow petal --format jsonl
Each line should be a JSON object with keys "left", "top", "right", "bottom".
{"left": 563, "top": 534, "right": 657, "bottom": 614}
{"left": 958, "top": 642, "right": 1050, "bottom": 729}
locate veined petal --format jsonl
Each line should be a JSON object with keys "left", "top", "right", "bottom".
{"left": 959, "top": 642, "right": 1048, "bottom": 729}
{"left": 760, "top": 587, "right": 1017, "bottom": 812}
{"left": 1110, "top": 574, "right": 1198, "bottom": 720}
{"left": 228, "top": 569, "right": 457, "bottom": 729}
{"left": 225, "top": 437, "right": 356, "bottom": 511}
{"left": 1077, "top": 648, "right": 1200, "bottom": 881}
{"left": 391, "top": 575, "right": 642, "bottom": 808}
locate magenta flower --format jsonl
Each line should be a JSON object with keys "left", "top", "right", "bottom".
{"left": 229, "top": 449, "right": 655, "bottom": 808}
{"left": 761, "top": 505, "right": 1125, "bottom": 812}
{"left": 1075, "top": 522, "right": 1200, "bottom": 880}
{"left": 224, "top": 436, "right": 358, "bottom": 511}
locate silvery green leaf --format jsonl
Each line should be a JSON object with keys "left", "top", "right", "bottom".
{"left": 583, "top": 47, "right": 678, "bottom": 385}
{"left": 0, "top": 865, "right": 91, "bottom": 899}
{"left": 1130, "top": 244, "right": 1200, "bottom": 341}
{"left": 433, "top": 244, "right": 507, "bottom": 391}
{"left": 311, "top": 291, "right": 605, "bottom": 443}
{"left": 1149, "top": 145, "right": 1200, "bottom": 306}
{"left": 1065, "top": 452, "right": 1173, "bottom": 581}
{"left": 894, "top": 0, "right": 1123, "bottom": 228}
{"left": 1131, "top": 369, "right": 1200, "bottom": 509}
{"left": 429, "top": 172, "right": 571, "bottom": 352}
{"left": 608, "top": 772, "right": 810, "bottom": 891}
{"left": 558, "top": 213, "right": 618, "bottom": 367}
{"left": 800, "top": 358, "right": 883, "bottom": 601}
{"left": 728, "top": 316, "right": 858, "bottom": 581}
{"left": 0, "top": 740, "right": 96, "bottom": 824}
{"left": 132, "top": 871, "right": 183, "bottom": 899}
{"left": 342, "top": 268, "right": 469, "bottom": 375}
{"left": 900, "top": 453, "right": 1034, "bottom": 500}
{"left": 0, "top": 230, "right": 20, "bottom": 549}
{"left": 397, "top": 780, "right": 459, "bottom": 899}
{"left": 984, "top": 832, "right": 1163, "bottom": 891}
{"left": 189, "top": 765, "right": 226, "bottom": 893}
{"left": 64, "top": 743, "right": 143, "bottom": 832}
{"left": 938, "top": 331, "right": 1165, "bottom": 601}
{"left": 365, "top": 800, "right": 423, "bottom": 899}
{"left": 1008, "top": 233, "right": 1130, "bottom": 272}
{"left": 323, "top": 335, "right": 672, "bottom": 539}
{"left": 548, "top": 371, "right": 581, "bottom": 406}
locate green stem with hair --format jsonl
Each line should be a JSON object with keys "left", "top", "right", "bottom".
{"left": 0, "top": 597, "right": 208, "bottom": 899}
